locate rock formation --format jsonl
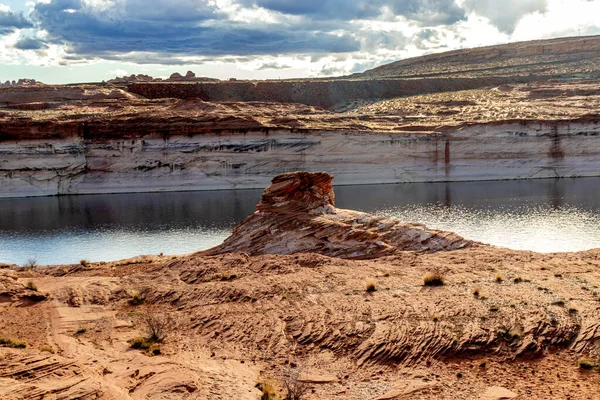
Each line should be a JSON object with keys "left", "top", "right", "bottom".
{"left": 107, "top": 74, "right": 156, "bottom": 84}
{"left": 209, "top": 171, "right": 472, "bottom": 258}
{"left": 1, "top": 78, "right": 44, "bottom": 87}
{"left": 166, "top": 71, "right": 219, "bottom": 82}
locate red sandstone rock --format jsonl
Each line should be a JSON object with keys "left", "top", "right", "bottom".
{"left": 208, "top": 171, "right": 472, "bottom": 258}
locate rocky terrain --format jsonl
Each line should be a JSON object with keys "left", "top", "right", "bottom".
{"left": 1, "top": 171, "right": 600, "bottom": 399}
{"left": 0, "top": 35, "right": 600, "bottom": 197}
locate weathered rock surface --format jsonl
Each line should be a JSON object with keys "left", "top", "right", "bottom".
{"left": 2, "top": 78, "right": 600, "bottom": 197}
{"left": 209, "top": 172, "right": 472, "bottom": 258}
{"left": 2, "top": 173, "right": 600, "bottom": 398}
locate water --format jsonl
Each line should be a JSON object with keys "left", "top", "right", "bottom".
{"left": 1, "top": 178, "right": 600, "bottom": 265}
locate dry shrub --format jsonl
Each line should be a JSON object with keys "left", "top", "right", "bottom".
{"left": 283, "top": 365, "right": 309, "bottom": 400}
{"left": 423, "top": 268, "right": 444, "bottom": 286}
{"left": 143, "top": 312, "right": 169, "bottom": 343}
{"left": 365, "top": 279, "right": 377, "bottom": 292}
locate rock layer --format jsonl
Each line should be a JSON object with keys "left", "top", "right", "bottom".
{"left": 208, "top": 171, "right": 472, "bottom": 258}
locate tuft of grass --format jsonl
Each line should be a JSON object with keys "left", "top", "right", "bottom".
{"left": 25, "top": 281, "right": 38, "bottom": 291}
{"left": 257, "top": 379, "right": 281, "bottom": 400}
{"left": 39, "top": 345, "right": 54, "bottom": 354}
{"left": 130, "top": 336, "right": 153, "bottom": 350}
{"left": 80, "top": 259, "right": 89, "bottom": 268}
{"left": 495, "top": 273, "right": 503, "bottom": 283}
{"left": 0, "top": 338, "right": 27, "bottom": 349}
{"left": 423, "top": 269, "right": 444, "bottom": 287}
{"left": 472, "top": 286, "right": 480, "bottom": 297}
{"left": 75, "top": 327, "right": 87, "bottom": 335}
{"left": 578, "top": 358, "right": 598, "bottom": 370}
{"left": 552, "top": 298, "right": 566, "bottom": 306}
{"left": 365, "top": 279, "right": 377, "bottom": 292}
{"left": 128, "top": 292, "right": 145, "bottom": 306}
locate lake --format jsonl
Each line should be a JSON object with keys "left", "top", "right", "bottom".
{"left": 1, "top": 178, "right": 600, "bottom": 265}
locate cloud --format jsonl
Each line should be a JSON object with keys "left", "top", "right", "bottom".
{"left": 242, "top": 0, "right": 465, "bottom": 25}
{"left": 257, "top": 61, "right": 292, "bottom": 70}
{"left": 463, "top": 0, "right": 548, "bottom": 33}
{"left": 31, "top": 0, "right": 360, "bottom": 60}
{"left": 0, "top": 6, "right": 33, "bottom": 34}
{"left": 13, "top": 36, "right": 48, "bottom": 50}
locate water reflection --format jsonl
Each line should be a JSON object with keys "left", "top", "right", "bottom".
{"left": 1, "top": 178, "right": 600, "bottom": 265}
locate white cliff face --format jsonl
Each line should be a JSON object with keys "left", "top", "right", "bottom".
{"left": 1, "top": 120, "right": 599, "bottom": 198}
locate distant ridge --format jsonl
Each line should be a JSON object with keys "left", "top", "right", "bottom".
{"left": 355, "top": 35, "right": 600, "bottom": 80}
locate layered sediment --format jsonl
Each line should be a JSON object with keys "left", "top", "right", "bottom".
{"left": 1, "top": 171, "right": 600, "bottom": 399}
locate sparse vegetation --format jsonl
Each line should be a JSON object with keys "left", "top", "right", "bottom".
{"left": 25, "top": 281, "right": 37, "bottom": 291}
{"left": 283, "top": 365, "right": 309, "bottom": 400}
{"left": 552, "top": 298, "right": 566, "bottom": 306}
{"left": 25, "top": 258, "right": 37, "bottom": 268}
{"left": 0, "top": 337, "right": 27, "bottom": 349}
{"left": 80, "top": 259, "right": 89, "bottom": 268}
{"left": 495, "top": 273, "right": 503, "bottom": 283}
{"left": 365, "top": 279, "right": 377, "bottom": 292}
{"left": 128, "top": 292, "right": 146, "bottom": 306}
{"left": 578, "top": 358, "right": 598, "bottom": 370}
{"left": 423, "top": 268, "right": 444, "bottom": 286}
{"left": 39, "top": 345, "right": 54, "bottom": 353}
{"left": 144, "top": 313, "right": 169, "bottom": 343}
{"left": 472, "top": 286, "right": 480, "bottom": 297}
{"left": 130, "top": 312, "right": 170, "bottom": 355}
{"left": 489, "top": 305, "right": 500, "bottom": 312}
{"left": 257, "top": 379, "right": 281, "bottom": 400}
{"left": 75, "top": 327, "right": 87, "bottom": 335}
{"left": 513, "top": 277, "right": 522, "bottom": 284}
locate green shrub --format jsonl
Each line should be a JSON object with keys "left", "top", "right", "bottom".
{"left": 0, "top": 337, "right": 27, "bottom": 349}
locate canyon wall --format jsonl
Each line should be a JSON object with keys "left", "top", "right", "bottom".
{"left": 1, "top": 119, "right": 599, "bottom": 198}
{"left": 128, "top": 76, "right": 537, "bottom": 108}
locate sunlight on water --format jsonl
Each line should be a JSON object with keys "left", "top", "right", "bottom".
{"left": 378, "top": 204, "right": 600, "bottom": 253}
{"left": 1, "top": 178, "right": 600, "bottom": 265}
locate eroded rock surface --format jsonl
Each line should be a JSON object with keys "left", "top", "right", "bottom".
{"left": 209, "top": 172, "right": 472, "bottom": 258}
{"left": 1, "top": 173, "right": 600, "bottom": 398}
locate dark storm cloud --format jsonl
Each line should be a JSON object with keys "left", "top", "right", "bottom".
{"left": 463, "top": 0, "right": 548, "bottom": 33}
{"left": 24, "top": 0, "right": 550, "bottom": 63}
{"left": 13, "top": 36, "right": 48, "bottom": 50}
{"left": 0, "top": 8, "right": 33, "bottom": 34}
{"left": 241, "top": 0, "right": 466, "bottom": 25}
{"left": 31, "top": 0, "right": 359, "bottom": 59}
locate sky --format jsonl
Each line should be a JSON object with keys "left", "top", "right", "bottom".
{"left": 0, "top": 0, "right": 599, "bottom": 84}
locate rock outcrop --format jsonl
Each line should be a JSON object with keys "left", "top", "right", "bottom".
{"left": 1, "top": 78, "right": 44, "bottom": 88}
{"left": 166, "top": 71, "right": 219, "bottom": 82}
{"left": 208, "top": 171, "right": 472, "bottom": 258}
